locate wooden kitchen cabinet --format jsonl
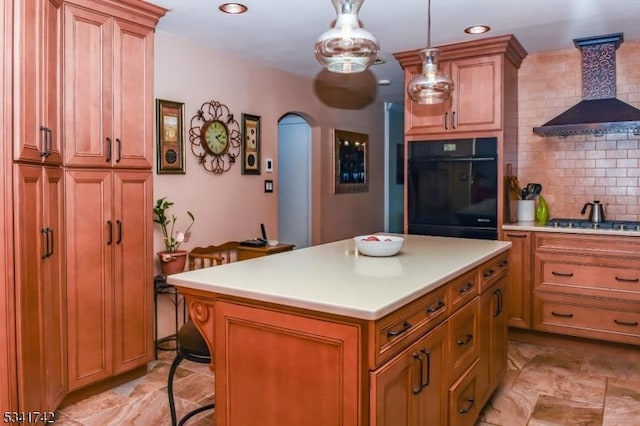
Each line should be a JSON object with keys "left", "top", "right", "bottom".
{"left": 371, "top": 323, "right": 448, "bottom": 426}
{"left": 214, "top": 300, "right": 361, "bottom": 426}
{"left": 394, "top": 35, "right": 526, "bottom": 137}
{"left": 62, "top": 1, "right": 156, "bottom": 168}
{"left": 64, "top": 169, "right": 153, "bottom": 390}
{"left": 532, "top": 233, "right": 640, "bottom": 345}
{"left": 13, "top": 165, "right": 66, "bottom": 411}
{"left": 503, "top": 231, "right": 532, "bottom": 328}
{"left": 13, "top": 0, "right": 62, "bottom": 164}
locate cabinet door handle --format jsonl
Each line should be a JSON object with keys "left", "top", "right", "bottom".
{"left": 116, "top": 138, "right": 122, "bottom": 163}
{"left": 459, "top": 397, "right": 475, "bottom": 414}
{"left": 387, "top": 320, "right": 412, "bottom": 337}
{"left": 494, "top": 288, "right": 503, "bottom": 317}
{"left": 551, "top": 271, "right": 574, "bottom": 277}
{"left": 45, "top": 128, "right": 52, "bottom": 157}
{"left": 420, "top": 348, "right": 431, "bottom": 388}
{"left": 48, "top": 227, "right": 54, "bottom": 257}
{"left": 426, "top": 299, "right": 445, "bottom": 313}
{"left": 106, "top": 137, "right": 112, "bottom": 162}
{"left": 458, "top": 282, "right": 474, "bottom": 294}
{"left": 116, "top": 220, "right": 122, "bottom": 244}
{"left": 551, "top": 311, "right": 573, "bottom": 318}
{"left": 615, "top": 276, "right": 639, "bottom": 283}
{"left": 412, "top": 352, "right": 423, "bottom": 395}
{"left": 457, "top": 334, "right": 473, "bottom": 346}
{"left": 444, "top": 112, "right": 448, "bottom": 130}
{"left": 39, "top": 126, "right": 51, "bottom": 157}
{"left": 451, "top": 111, "right": 456, "bottom": 129}
{"left": 107, "top": 220, "right": 113, "bottom": 245}
{"left": 506, "top": 233, "right": 527, "bottom": 238}
{"left": 41, "top": 228, "right": 49, "bottom": 259}
{"left": 614, "top": 319, "right": 639, "bottom": 327}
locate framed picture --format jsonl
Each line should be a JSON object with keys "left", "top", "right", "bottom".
{"left": 333, "top": 129, "right": 369, "bottom": 193}
{"left": 241, "top": 113, "right": 261, "bottom": 175}
{"left": 156, "top": 99, "right": 185, "bottom": 174}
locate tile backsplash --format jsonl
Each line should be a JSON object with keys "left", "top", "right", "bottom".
{"left": 517, "top": 42, "right": 640, "bottom": 221}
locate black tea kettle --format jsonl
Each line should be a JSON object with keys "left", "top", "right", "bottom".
{"left": 581, "top": 200, "right": 606, "bottom": 223}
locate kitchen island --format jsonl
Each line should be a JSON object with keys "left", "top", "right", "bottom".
{"left": 168, "top": 234, "right": 511, "bottom": 426}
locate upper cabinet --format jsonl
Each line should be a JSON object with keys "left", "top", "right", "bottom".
{"left": 62, "top": 2, "right": 156, "bottom": 169}
{"left": 394, "top": 35, "right": 527, "bottom": 137}
{"left": 13, "top": 0, "right": 63, "bottom": 164}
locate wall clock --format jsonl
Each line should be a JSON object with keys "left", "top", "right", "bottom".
{"left": 188, "top": 100, "right": 241, "bottom": 174}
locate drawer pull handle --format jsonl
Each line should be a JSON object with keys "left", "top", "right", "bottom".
{"left": 457, "top": 334, "right": 473, "bottom": 346}
{"left": 498, "top": 260, "right": 508, "bottom": 268}
{"left": 426, "top": 300, "right": 445, "bottom": 314}
{"left": 506, "top": 233, "right": 527, "bottom": 238}
{"left": 412, "top": 352, "right": 423, "bottom": 395}
{"left": 483, "top": 269, "right": 495, "bottom": 278}
{"left": 551, "top": 271, "right": 574, "bottom": 278}
{"left": 459, "top": 397, "right": 475, "bottom": 414}
{"left": 551, "top": 311, "right": 574, "bottom": 318}
{"left": 615, "top": 276, "right": 639, "bottom": 283}
{"left": 614, "top": 319, "right": 639, "bottom": 327}
{"left": 458, "top": 283, "right": 474, "bottom": 294}
{"left": 387, "top": 321, "right": 412, "bottom": 337}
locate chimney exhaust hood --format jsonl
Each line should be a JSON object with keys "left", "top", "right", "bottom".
{"left": 533, "top": 33, "right": 640, "bottom": 137}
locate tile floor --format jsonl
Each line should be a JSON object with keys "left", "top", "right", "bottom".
{"left": 55, "top": 338, "right": 640, "bottom": 425}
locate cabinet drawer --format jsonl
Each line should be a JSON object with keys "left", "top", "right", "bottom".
{"left": 479, "top": 252, "right": 509, "bottom": 291}
{"left": 448, "top": 269, "right": 478, "bottom": 312}
{"left": 448, "top": 298, "right": 479, "bottom": 383}
{"left": 533, "top": 292, "right": 640, "bottom": 345}
{"left": 449, "top": 360, "right": 480, "bottom": 426}
{"left": 373, "top": 286, "right": 448, "bottom": 367}
{"left": 536, "top": 254, "right": 640, "bottom": 300}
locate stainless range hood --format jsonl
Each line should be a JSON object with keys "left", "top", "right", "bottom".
{"left": 533, "top": 33, "right": 640, "bottom": 137}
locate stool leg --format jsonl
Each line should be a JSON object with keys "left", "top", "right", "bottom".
{"left": 167, "top": 353, "right": 183, "bottom": 426}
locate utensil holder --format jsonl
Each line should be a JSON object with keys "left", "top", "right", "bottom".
{"left": 517, "top": 200, "right": 535, "bottom": 223}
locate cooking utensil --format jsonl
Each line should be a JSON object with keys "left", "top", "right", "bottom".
{"left": 530, "top": 183, "right": 542, "bottom": 199}
{"left": 581, "top": 200, "right": 606, "bottom": 223}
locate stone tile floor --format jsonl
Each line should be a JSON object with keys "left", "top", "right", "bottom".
{"left": 55, "top": 339, "right": 640, "bottom": 425}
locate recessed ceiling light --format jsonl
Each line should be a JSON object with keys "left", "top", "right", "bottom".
{"left": 378, "top": 79, "right": 391, "bottom": 86}
{"left": 219, "top": 3, "right": 248, "bottom": 14}
{"left": 464, "top": 25, "right": 490, "bottom": 35}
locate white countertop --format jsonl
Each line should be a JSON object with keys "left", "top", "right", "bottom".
{"left": 503, "top": 222, "right": 640, "bottom": 237}
{"left": 167, "top": 234, "right": 511, "bottom": 320}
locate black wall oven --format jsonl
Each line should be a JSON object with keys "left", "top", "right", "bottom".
{"left": 408, "top": 137, "right": 498, "bottom": 240}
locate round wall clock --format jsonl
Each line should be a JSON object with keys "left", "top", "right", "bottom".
{"left": 188, "top": 100, "right": 241, "bottom": 174}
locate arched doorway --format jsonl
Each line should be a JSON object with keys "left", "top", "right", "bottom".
{"left": 277, "top": 114, "right": 312, "bottom": 249}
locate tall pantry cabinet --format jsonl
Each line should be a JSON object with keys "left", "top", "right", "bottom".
{"left": 1, "top": 0, "right": 18, "bottom": 413}
{"left": 62, "top": 0, "right": 164, "bottom": 393}
{"left": 4, "top": 0, "right": 166, "bottom": 412}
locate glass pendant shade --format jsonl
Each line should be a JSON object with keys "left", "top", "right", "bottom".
{"left": 315, "top": 0, "right": 379, "bottom": 74}
{"left": 407, "top": 48, "right": 454, "bottom": 104}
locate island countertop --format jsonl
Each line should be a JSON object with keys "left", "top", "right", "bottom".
{"left": 167, "top": 234, "right": 511, "bottom": 320}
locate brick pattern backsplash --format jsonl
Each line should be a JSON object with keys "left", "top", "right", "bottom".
{"left": 517, "top": 42, "right": 640, "bottom": 221}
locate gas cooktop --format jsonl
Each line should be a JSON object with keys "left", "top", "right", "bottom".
{"left": 545, "top": 218, "right": 640, "bottom": 232}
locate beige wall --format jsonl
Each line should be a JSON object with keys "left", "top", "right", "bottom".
{"left": 153, "top": 31, "right": 386, "bottom": 268}
{"left": 517, "top": 42, "right": 640, "bottom": 221}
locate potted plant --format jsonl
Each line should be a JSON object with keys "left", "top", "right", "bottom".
{"left": 153, "top": 197, "right": 195, "bottom": 275}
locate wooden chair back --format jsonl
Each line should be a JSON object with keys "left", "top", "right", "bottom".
{"left": 188, "top": 241, "right": 241, "bottom": 270}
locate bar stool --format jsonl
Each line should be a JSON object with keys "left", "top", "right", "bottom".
{"left": 167, "top": 320, "right": 214, "bottom": 425}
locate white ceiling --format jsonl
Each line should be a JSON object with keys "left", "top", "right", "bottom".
{"left": 151, "top": 0, "right": 640, "bottom": 104}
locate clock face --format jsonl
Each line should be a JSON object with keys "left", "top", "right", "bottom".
{"left": 203, "top": 120, "right": 229, "bottom": 155}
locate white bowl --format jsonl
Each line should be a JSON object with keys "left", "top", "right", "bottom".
{"left": 354, "top": 235, "right": 404, "bottom": 257}
{"left": 267, "top": 239, "right": 279, "bottom": 247}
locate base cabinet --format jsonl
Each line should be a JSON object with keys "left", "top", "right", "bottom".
{"left": 504, "top": 231, "right": 532, "bottom": 328}
{"left": 371, "top": 323, "right": 448, "bottom": 426}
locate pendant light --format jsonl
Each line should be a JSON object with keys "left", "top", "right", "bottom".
{"left": 315, "top": 0, "right": 379, "bottom": 74}
{"left": 406, "top": 0, "right": 454, "bottom": 104}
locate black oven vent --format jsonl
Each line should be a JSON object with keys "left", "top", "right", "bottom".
{"left": 533, "top": 33, "right": 640, "bottom": 137}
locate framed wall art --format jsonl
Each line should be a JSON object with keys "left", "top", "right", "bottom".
{"left": 241, "top": 113, "right": 261, "bottom": 175}
{"left": 156, "top": 99, "right": 186, "bottom": 174}
{"left": 333, "top": 129, "right": 369, "bottom": 193}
